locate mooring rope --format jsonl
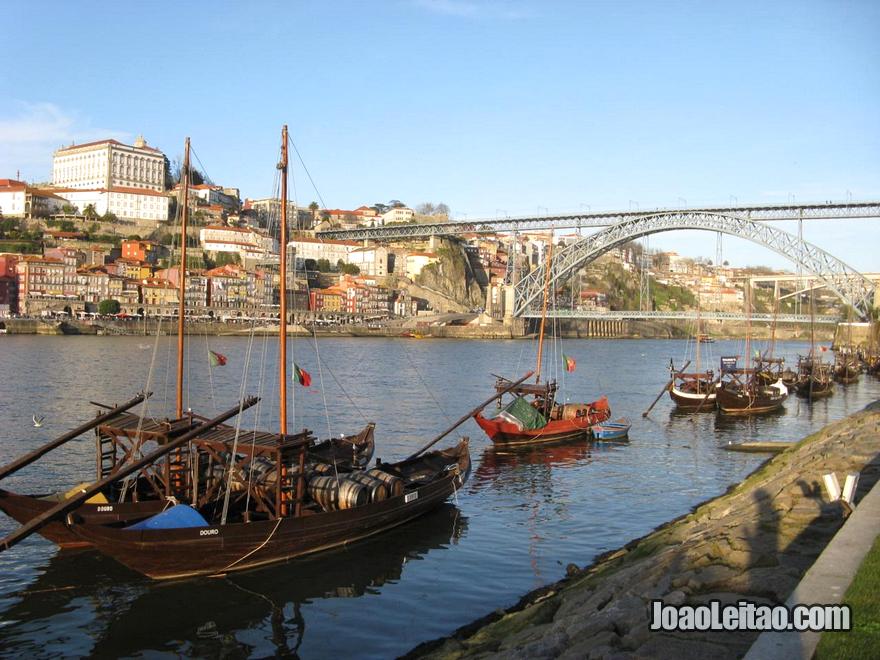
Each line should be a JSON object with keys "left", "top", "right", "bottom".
{"left": 220, "top": 515, "right": 284, "bottom": 573}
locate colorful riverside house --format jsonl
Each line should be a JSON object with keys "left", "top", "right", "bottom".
{"left": 309, "top": 286, "right": 344, "bottom": 313}
{"left": 140, "top": 277, "right": 179, "bottom": 308}
{"left": 206, "top": 265, "right": 253, "bottom": 309}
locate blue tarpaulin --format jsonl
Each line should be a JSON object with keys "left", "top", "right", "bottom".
{"left": 127, "top": 504, "right": 209, "bottom": 530}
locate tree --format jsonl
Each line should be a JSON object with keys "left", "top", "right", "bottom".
{"left": 101, "top": 211, "right": 118, "bottom": 223}
{"left": 98, "top": 299, "right": 121, "bottom": 315}
{"left": 371, "top": 203, "right": 389, "bottom": 215}
{"left": 308, "top": 201, "right": 319, "bottom": 218}
{"left": 163, "top": 155, "right": 174, "bottom": 190}
{"left": 416, "top": 202, "right": 450, "bottom": 216}
{"left": 388, "top": 199, "right": 405, "bottom": 208}
{"left": 170, "top": 158, "right": 209, "bottom": 186}
{"left": 215, "top": 252, "right": 241, "bottom": 267}
{"left": 339, "top": 262, "right": 360, "bottom": 275}
{"left": 61, "top": 203, "right": 78, "bottom": 215}
{"left": 83, "top": 204, "right": 99, "bottom": 220}
{"left": 316, "top": 258, "right": 332, "bottom": 272}
{"left": 304, "top": 258, "right": 317, "bottom": 271}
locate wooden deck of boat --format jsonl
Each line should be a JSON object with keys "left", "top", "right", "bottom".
{"left": 100, "top": 413, "right": 313, "bottom": 452}
{"left": 98, "top": 412, "right": 196, "bottom": 440}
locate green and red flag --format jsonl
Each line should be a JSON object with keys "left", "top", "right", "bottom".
{"left": 208, "top": 350, "right": 227, "bottom": 367}
{"left": 563, "top": 353, "right": 576, "bottom": 373}
{"left": 294, "top": 363, "right": 312, "bottom": 387}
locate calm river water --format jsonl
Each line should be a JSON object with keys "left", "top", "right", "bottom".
{"left": 0, "top": 335, "right": 878, "bottom": 658}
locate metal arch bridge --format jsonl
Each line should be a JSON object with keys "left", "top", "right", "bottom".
{"left": 520, "top": 310, "right": 841, "bottom": 324}
{"left": 316, "top": 200, "right": 880, "bottom": 240}
{"left": 513, "top": 211, "right": 876, "bottom": 320}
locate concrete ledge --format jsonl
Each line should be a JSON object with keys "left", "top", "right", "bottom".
{"left": 745, "top": 479, "right": 880, "bottom": 660}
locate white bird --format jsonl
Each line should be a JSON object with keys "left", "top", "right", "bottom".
{"left": 32, "top": 415, "right": 44, "bottom": 428}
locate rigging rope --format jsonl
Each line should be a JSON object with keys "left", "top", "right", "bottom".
{"left": 287, "top": 135, "right": 327, "bottom": 210}
{"left": 402, "top": 340, "right": 453, "bottom": 425}
{"left": 120, "top": 315, "right": 164, "bottom": 502}
{"left": 220, "top": 325, "right": 257, "bottom": 524}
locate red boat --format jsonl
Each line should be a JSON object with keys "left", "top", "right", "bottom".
{"left": 474, "top": 380, "right": 610, "bottom": 446}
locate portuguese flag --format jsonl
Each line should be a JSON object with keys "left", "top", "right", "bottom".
{"left": 563, "top": 353, "right": 576, "bottom": 373}
{"left": 294, "top": 363, "right": 312, "bottom": 387}
{"left": 208, "top": 350, "right": 227, "bottom": 367}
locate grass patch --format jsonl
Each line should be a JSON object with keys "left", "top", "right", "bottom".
{"left": 815, "top": 535, "right": 880, "bottom": 659}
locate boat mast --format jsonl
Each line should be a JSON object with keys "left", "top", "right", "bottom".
{"left": 176, "top": 137, "right": 190, "bottom": 418}
{"left": 279, "top": 126, "right": 289, "bottom": 436}
{"left": 744, "top": 279, "right": 751, "bottom": 383}
{"left": 534, "top": 236, "right": 554, "bottom": 384}
{"left": 809, "top": 282, "right": 816, "bottom": 359}
{"left": 695, "top": 299, "right": 702, "bottom": 378}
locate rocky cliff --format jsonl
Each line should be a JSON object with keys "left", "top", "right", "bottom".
{"left": 416, "top": 239, "right": 484, "bottom": 309}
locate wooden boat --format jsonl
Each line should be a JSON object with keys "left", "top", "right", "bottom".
{"left": 0, "top": 423, "right": 375, "bottom": 549}
{"left": 715, "top": 284, "right": 787, "bottom": 416}
{"left": 591, "top": 418, "right": 631, "bottom": 441}
{"left": 64, "top": 439, "right": 470, "bottom": 580}
{"left": 832, "top": 351, "right": 861, "bottom": 384}
{"left": 669, "top": 370, "right": 716, "bottom": 410}
{"left": 793, "top": 355, "right": 835, "bottom": 399}
{"left": 697, "top": 334, "right": 715, "bottom": 344}
{"left": 473, "top": 238, "right": 611, "bottom": 446}
{"left": 715, "top": 362, "right": 789, "bottom": 414}
{"left": 668, "top": 305, "right": 717, "bottom": 411}
{"left": 474, "top": 378, "right": 610, "bottom": 446}
{"left": 795, "top": 288, "right": 836, "bottom": 399}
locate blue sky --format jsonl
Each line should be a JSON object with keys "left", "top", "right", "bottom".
{"left": 2, "top": 0, "right": 878, "bottom": 270}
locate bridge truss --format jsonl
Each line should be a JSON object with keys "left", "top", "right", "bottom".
{"left": 514, "top": 211, "right": 876, "bottom": 320}
{"left": 317, "top": 201, "right": 880, "bottom": 241}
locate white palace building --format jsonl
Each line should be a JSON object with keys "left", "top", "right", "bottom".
{"left": 50, "top": 136, "right": 169, "bottom": 222}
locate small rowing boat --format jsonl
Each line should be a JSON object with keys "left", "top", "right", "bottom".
{"left": 591, "top": 417, "right": 631, "bottom": 441}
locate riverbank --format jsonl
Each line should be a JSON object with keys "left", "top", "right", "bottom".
{"left": 1, "top": 317, "right": 836, "bottom": 341}
{"left": 406, "top": 400, "right": 880, "bottom": 659}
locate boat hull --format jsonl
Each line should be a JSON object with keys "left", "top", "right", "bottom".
{"left": 668, "top": 385, "right": 716, "bottom": 411}
{"left": 65, "top": 441, "right": 470, "bottom": 580}
{"left": 715, "top": 385, "right": 787, "bottom": 415}
{"left": 0, "top": 488, "right": 166, "bottom": 548}
{"left": 590, "top": 418, "right": 631, "bottom": 440}
{"left": 474, "top": 397, "right": 610, "bottom": 447}
{"left": 794, "top": 378, "right": 835, "bottom": 399}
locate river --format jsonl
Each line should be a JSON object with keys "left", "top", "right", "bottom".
{"left": 0, "top": 335, "right": 877, "bottom": 658}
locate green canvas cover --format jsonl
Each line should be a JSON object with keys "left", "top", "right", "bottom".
{"left": 496, "top": 396, "right": 547, "bottom": 431}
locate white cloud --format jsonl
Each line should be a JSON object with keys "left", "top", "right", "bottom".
{"left": 0, "top": 101, "right": 131, "bottom": 181}
{"left": 412, "top": 0, "right": 534, "bottom": 20}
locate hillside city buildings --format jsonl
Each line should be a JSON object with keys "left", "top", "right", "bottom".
{"left": 0, "top": 133, "right": 787, "bottom": 322}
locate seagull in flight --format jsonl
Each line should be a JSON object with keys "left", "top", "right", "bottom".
{"left": 32, "top": 415, "right": 45, "bottom": 428}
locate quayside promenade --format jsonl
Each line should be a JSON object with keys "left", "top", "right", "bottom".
{"left": 406, "top": 401, "right": 880, "bottom": 659}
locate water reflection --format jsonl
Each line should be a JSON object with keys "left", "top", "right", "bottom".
{"left": 0, "top": 505, "right": 466, "bottom": 658}
{"left": 470, "top": 440, "right": 594, "bottom": 494}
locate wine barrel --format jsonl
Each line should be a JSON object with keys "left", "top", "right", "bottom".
{"left": 366, "top": 468, "right": 404, "bottom": 497}
{"left": 337, "top": 478, "right": 369, "bottom": 509}
{"left": 308, "top": 475, "right": 339, "bottom": 512}
{"left": 346, "top": 472, "right": 388, "bottom": 502}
